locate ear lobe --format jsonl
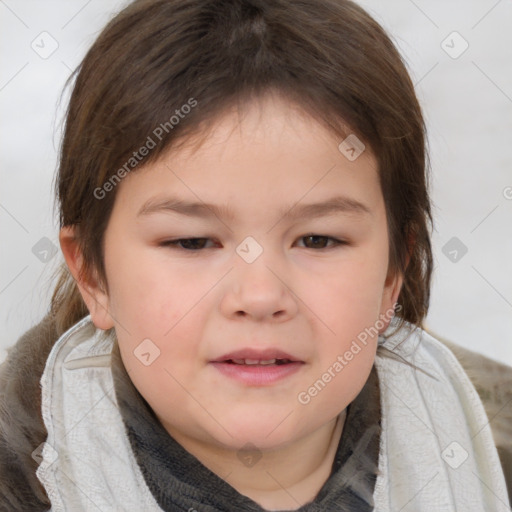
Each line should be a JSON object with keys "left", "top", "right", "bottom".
{"left": 387, "top": 270, "right": 404, "bottom": 307}
{"left": 59, "top": 226, "right": 114, "bottom": 330}
{"left": 378, "top": 233, "right": 414, "bottom": 333}
{"left": 378, "top": 269, "right": 404, "bottom": 333}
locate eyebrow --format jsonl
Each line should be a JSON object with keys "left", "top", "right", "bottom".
{"left": 136, "top": 195, "right": 372, "bottom": 222}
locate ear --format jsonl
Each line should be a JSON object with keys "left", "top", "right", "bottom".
{"left": 378, "top": 255, "right": 411, "bottom": 335}
{"left": 378, "top": 232, "right": 416, "bottom": 333}
{"left": 378, "top": 267, "right": 403, "bottom": 333}
{"left": 59, "top": 226, "right": 114, "bottom": 330}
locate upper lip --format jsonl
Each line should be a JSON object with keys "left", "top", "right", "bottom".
{"left": 211, "top": 348, "right": 303, "bottom": 363}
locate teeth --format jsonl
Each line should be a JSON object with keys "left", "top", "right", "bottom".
{"left": 230, "top": 358, "right": 278, "bottom": 365}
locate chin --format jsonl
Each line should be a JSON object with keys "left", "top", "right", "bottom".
{"left": 219, "top": 432, "right": 294, "bottom": 453}
{"left": 207, "top": 415, "right": 304, "bottom": 451}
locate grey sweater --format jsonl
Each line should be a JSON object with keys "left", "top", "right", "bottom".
{"left": 0, "top": 314, "right": 511, "bottom": 511}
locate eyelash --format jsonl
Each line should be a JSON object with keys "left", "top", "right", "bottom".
{"left": 158, "top": 235, "right": 347, "bottom": 251}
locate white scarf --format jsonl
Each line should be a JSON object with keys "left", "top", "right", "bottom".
{"left": 36, "top": 316, "right": 510, "bottom": 511}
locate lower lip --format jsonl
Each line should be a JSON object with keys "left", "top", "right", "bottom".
{"left": 210, "top": 361, "right": 304, "bottom": 385}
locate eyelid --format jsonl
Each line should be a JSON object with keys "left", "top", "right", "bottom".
{"left": 296, "top": 234, "right": 347, "bottom": 249}
{"left": 158, "top": 237, "right": 216, "bottom": 250}
{"left": 158, "top": 235, "right": 348, "bottom": 251}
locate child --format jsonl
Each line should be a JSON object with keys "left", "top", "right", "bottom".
{"left": 1, "top": 0, "right": 511, "bottom": 510}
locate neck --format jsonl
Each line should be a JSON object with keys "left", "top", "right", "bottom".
{"left": 165, "top": 411, "right": 346, "bottom": 511}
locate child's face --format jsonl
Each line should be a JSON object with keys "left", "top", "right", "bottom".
{"left": 83, "top": 94, "right": 401, "bottom": 451}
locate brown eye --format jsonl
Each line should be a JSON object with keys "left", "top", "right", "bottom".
{"left": 160, "top": 238, "right": 213, "bottom": 250}
{"left": 298, "top": 235, "right": 345, "bottom": 249}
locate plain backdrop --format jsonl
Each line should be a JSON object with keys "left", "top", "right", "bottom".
{"left": 1, "top": 0, "right": 511, "bottom": 364}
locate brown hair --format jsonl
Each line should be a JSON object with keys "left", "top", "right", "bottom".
{"left": 51, "top": 0, "right": 433, "bottom": 338}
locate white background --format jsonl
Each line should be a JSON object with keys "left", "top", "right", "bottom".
{"left": 1, "top": 0, "right": 511, "bottom": 364}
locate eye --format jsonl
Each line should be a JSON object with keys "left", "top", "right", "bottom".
{"left": 159, "top": 238, "right": 216, "bottom": 250}
{"left": 296, "top": 235, "right": 346, "bottom": 249}
{"left": 159, "top": 235, "right": 347, "bottom": 252}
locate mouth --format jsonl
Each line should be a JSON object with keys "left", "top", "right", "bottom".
{"left": 223, "top": 358, "right": 296, "bottom": 366}
{"left": 210, "top": 349, "right": 305, "bottom": 385}
{"left": 211, "top": 348, "right": 304, "bottom": 365}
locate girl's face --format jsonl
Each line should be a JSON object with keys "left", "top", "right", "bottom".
{"left": 82, "top": 94, "right": 402, "bottom": 452}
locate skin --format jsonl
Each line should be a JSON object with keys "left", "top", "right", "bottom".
{"left": 60, "top": 92, "right": 403, "bottom": 510}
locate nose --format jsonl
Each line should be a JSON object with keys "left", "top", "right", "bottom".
{"left": 220, "top": 253, "right": 299, "bottom": 322}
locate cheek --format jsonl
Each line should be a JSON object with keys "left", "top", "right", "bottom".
{"left": 105, "top": 243, "right": 203, "bottom": 328}
{"left": 314, "top": 254, "right": 388, "bottom": 330}
{"left": 105, "top": 247, "right": 213, "bottom": 371}
{"left": 309, "top": 261, "right": 382, "bottom": 404}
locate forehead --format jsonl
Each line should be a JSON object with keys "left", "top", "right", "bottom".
{"left": 113, "top": 94, "right": 383, "bottom": 222}
{"left": 167, "top": 93, "right": 370, "bottom": 163}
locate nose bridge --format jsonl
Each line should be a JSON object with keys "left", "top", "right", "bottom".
{"left": 221, "top": 237, "right": 297, "bottom": 320}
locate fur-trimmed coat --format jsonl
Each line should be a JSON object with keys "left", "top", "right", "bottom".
{"left": 0, "top": 314, "right": 511, "bottom": 510}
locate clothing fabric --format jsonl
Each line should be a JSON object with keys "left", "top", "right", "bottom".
{"left": 1, "top": 313, "right": 511, "bottom": 511}
{"left": 36, "top": 316, "right": 511, "bottom": 511}
{"left": 373, "top": 324, "right": 510, "bottom": 510}
{"left": 35, "top": 316, "right": 380, "bottom": 511}
{"left": 111, "top": 338, "right": 380, "bottom": 511}
{"left": 0, "top": 314, "right": 57, "bottom": 511}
